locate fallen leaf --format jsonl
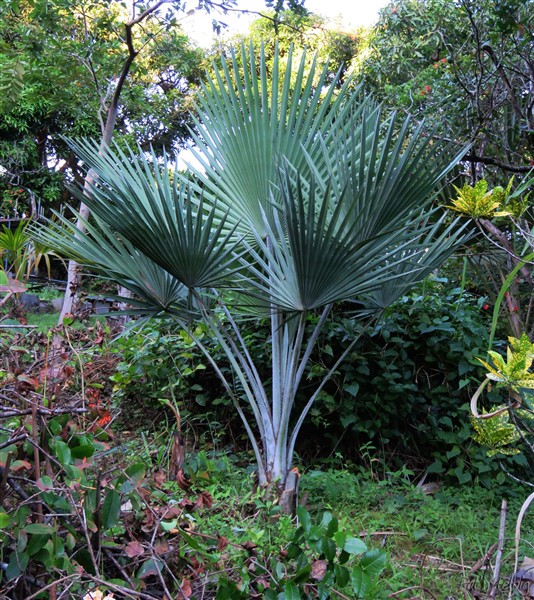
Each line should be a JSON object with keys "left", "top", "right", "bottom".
{"left": 242, "top": 540, "right": 257, "bottom": 553}
{"left": 311, "top": 559, "right": 327, "bottom": 581}
{"left": 217, "top": 535, "right": 229, "bottom": 551}
{"left": 181, "top": 579, "right": 192, "bottom": 598}
{"left": 153, "top": 468, "right": 166, "bottom": 487}
{"left": 10, "top": 460, "right": 31, "bottom": 472}
{"left": 137, "top": 557, "right": 163, "bottom": 579}
{"left": 16, "top": 374, "right": 39, "bottom": 389}
{"left": 194, "top": 491, "right": 213, "bottom": 510}
{"left": 82, "top": 591, "right": 103, "bottom": 600}
{"left": 124, "top": 540, "right": 145, "bottom": 558}
{"left": 256, "top": 577, "right": 270, "bottom": 589}
{"left": 161, "top": 505, "right": 182, "bottom": 520}
{"left": 154, "top": 540, "right": 169, "bottom": 555}
{"left": 176, "top": 469, "right": 191, "bottom": 490}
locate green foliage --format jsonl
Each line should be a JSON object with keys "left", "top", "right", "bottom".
{"left": 0, "top": 220, "right": 30, "bottom": 280}
{"left": 471, "top": 334, "right": 534, "bottom": 465}
{"left": 0, "top": 55, "right": 26, "bottom": 110}
{"left": 359, "top": 0, "right": 533, "bottom": 179}
{"left": 299, "top": 279, "right": 508, "bottom": 486}
{"left": 471, "top": 407, "right": 522, "bottom": 456}
{"left": 479, "top": 334, "right": 534, "bottom": 397}
{"left": 0, "top": 418, "right": 113, "bottom": 587}
{"left": 444, "top": 171, "right": 534, "bottom": 342}
{"left": 0, "top": 0, "right": 204, "bottom": 215}
{"left": 216, "top": 505, "right": 386, "bottom": 599}
{"left": 447, "top": 176, "right": 529, "bottom": 221}
{"left": 0, "top": 185, "right": 30, "bottom": 217}
{"left": 447, "top": 180, "right": 507, "bottom": 218}
{"left": 0, "top": 219, "right": 56, "bottom": 284}
{"left": 216, "top": 7, "right": 363, "bottom": 88}
{"left": 0, "top": 399, "right": 386, "bottom": 599}
{"left": 109, "top": 322, "right": 224, "bottom": 434}
{"left": 301, "top": 467, "right": 533, "bottom": 597}
{"left": 2, "top": 316, "right": 532, "bottom": 598}
{"left": 110, "top": 277, "right": 510, "bottom": 487}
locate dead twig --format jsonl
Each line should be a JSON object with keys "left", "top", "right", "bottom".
{"left": 0, "top": 434, "right": 27, "bottom": 450}
{"left": 0, "top": 407, "right": 88, "bottom": 418}
{"left": 0, "top": 451, "right": 12, "bottom": 504}
{"left": 469, "top": 542, "right": 497, "bottom": 577}
{"left": 86, "top": 575, "right": 163, "bottom": 599}
{"left": 24, "top": 573, "right": 81, "bottom": 600}
{"left": 103, "top": 548, "right": 135, "bottom": 587}
{"left": 488, "top": 499, "right": 507, "bottom": 599}
{"left": 359, "top": 530, "right": 409, "bottom": 538}
{"left": 388, "top": 585, "right": 439, "bottom": 599}
{"left": 412, "top": 553, "right": 469, "bottom": 571}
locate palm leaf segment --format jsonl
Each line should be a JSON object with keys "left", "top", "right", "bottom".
{"left": 64, "top": 142, "right": 242, "bottom": 292}
{"left": 189, "top": 43, "right": 363, "bottom": 237}
{"left": 32, "top": 210, "right": 190, "bottom": 314}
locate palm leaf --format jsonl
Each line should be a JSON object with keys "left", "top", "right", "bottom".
{"left": 32, "top": 212, "right": 192, "bottom": 315}
{"left": 236, "top": 169, "right": 471, "bottom": 312}
{"left": 186, "top": 42, "right": 364, "bottom": 237}
{"left": 64, "top": 141, "right": 243, "bottom": 291}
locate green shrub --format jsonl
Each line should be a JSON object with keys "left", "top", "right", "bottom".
{"left": 110, "top": 279, "right": 519, "bottom": 486}
{"left": 109, "top": 321, "right": 234, "bottom": 441}
{"left": 298, "top": 279, "right": 523, "bottom": 487}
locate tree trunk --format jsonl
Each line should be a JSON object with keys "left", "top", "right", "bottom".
{"left": 278, "top": 468, "right": 299, "bottom": 515}
{"left": 57, "top": 5, "right": 154, "bottom": 322}
{"left": 58, "top": 198, "right": 91, "bottom": 322}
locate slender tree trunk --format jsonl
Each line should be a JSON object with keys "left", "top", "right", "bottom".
{"left": 58, "top": 3, "right": 164, "bottom": 322}
{"left": 58, "top": 181, "right": 95, "bottom": 322}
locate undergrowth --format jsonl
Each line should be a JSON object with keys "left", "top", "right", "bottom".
{"left": 1, "top": 289, "right": 533, "bottom": 599}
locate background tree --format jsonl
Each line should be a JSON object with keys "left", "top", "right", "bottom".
{"left": 0, "top": 0, "right": 311, "bottom": 318}
{"left": 211, "top": 7, "right": 363, "bottom": 85}
{"left": 358, "top": 0, "right": 533, "bottom": 181}
{"left": 0, "top": 0, "right": 203, "bottom": 215}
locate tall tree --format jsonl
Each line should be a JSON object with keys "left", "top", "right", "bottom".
{"left": 359, "top": 0, "right": 533, "bottom": 181}
{"left": 211, "top": 6, "right": 363, "bottom": 85}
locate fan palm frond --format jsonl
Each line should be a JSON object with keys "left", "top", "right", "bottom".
{"left": 31, "top": 212, "right": 191, "bottom": 315}
{"left": 64, "top": 141, "right": 243, "bottom": 290}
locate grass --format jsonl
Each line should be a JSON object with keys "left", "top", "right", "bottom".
{"left": 0, "top": 309, "right": 108, "bottom": 333}
{"left": 298, "top": 466, "right": 533, "bottom": 598}
{"left": 24, "top": 311, "right": 60, "bottom": 330}
{"left": 119, "top": 433, "right": 534, "bottom": 598}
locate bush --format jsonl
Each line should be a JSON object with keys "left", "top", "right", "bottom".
{"left": 109, "top": 321, "right": 236, "bottom": 443}
{"left": 110, "top": 279, "right": 519, "bottom": 486}
{"left": 298, "top": 279, "right": 520, "bottom": 487}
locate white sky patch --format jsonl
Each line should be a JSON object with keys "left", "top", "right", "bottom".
{"left": 176, "top": 146, "right": 205, "bottom": 172}
{"left": 181, "top": 0, "right": 390, "bottom": 47}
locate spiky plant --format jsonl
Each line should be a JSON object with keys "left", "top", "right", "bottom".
{"left": 34, "top": 44, "right": 470, "bottom": 509}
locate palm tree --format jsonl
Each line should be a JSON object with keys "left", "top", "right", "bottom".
{"left": 35, "top": 44, "right": 470, "bottom": 511}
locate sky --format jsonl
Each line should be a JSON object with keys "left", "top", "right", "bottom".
{"left": 181, "top": 0, "right": 391, "bottom": 47}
